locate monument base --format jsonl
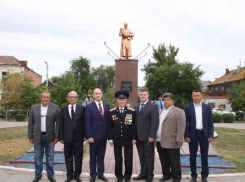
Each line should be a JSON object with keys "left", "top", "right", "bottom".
{"left": 115, "top": 59, "right": 138, "bottom": 107}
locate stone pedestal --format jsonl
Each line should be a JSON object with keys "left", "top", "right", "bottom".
{"left": 115, "top": 59, "right": 138, "bottom": 107}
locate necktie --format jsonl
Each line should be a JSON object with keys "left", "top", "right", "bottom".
{"left": 86, "top": 102, "right": 87, "bottom": 107}
{"left": 161, "top": 102, "right": 163, "bottom": 109}
{"left": 71, "top": 106, "right": 75, "bottom": 119}
{"left": 99, "top": 103, "right": 103, "bottom": 118}
{"left": 120, "top": 109, "right": 123, "bottom": 116}
{"left": 140, "top": 104, "right": 144, "bottom": 112}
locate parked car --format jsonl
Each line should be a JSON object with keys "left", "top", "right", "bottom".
{"left": 212, "top": 108, "right": 235, "bottom": 116}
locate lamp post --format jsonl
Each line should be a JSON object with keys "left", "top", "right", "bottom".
{"left": 44, "top": 62, "right": 48, "bottom": 90}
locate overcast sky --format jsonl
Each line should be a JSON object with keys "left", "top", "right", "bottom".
{"left": 1, "top": 0, "right": 245, "bottom": 86}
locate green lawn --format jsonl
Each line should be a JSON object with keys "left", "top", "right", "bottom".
{"left": 212, "top": 127, "right": 245, "bottom": 172}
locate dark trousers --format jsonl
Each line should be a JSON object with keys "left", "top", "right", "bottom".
{"left": 64, "top": 142, "right": 84, "bottom": 178}
{"left": 89, "top": 137, "right": 107, "bottom": 177}
{"left": 136, "top": 140, "right": 155, "bottom": 178}
{"left": 156, "top": 142, "right": 181, "bottom": 182}
{"left": 114, "top": 145, "right": 133, "bottom": 180}
{"left": 189, "top": 130, "right": 209, "bottom": 178}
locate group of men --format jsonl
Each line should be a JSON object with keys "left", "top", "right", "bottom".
{"left": 28, "top": 87, "right": 213, "bottom": 182}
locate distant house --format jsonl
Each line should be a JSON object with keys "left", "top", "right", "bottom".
{"left": 37, "top": 79, "right": 56, "bottom": 90}
{"left": 200, "top": 80, "right": 211, "bottom": 92}
{"left": 203, "top": 66, "right": 245, "bottom": 111}
{"left": 0, "top": 56, "right": 42, "bottom": 87}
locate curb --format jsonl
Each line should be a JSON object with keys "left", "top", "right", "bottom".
{"left": 1, "top": 165, "right": 245, "bottom": 179}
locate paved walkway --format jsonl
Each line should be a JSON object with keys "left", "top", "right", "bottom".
{"left": 0, "top": 120, "right": 28, "bottom": 128}
{"left": 214, "top": 123, "right": 245, "bottom": 130}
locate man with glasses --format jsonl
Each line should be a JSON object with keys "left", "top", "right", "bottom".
{"left": 28, "top": 91, "right": 59, "bottom": 182}
{"left": 59, "top": 91, "right": 86, "bottom": 182}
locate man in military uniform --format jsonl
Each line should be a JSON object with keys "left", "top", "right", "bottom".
{"left": 108, "top": 91, "right": 137, "bottom": 182}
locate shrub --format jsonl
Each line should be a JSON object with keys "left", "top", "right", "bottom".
{"left": 212, "top": 112, "right": 222, "bottom": 123}
{"left": 15, "top": 114, "right": 27, "bottom": 121}
{"left": 223, "top": 113, "right": 235, "bottom": 123}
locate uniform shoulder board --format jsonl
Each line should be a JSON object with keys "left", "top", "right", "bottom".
{"left": 127, "top": 107, "right": 135, "bottom": 111}
{"left": 110, "top": 107, "right": 117, "bottom": 112}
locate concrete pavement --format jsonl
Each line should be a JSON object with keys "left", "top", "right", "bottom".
{"left": 0, "top": 120, "right": 28, "bottom": 128}
{"left": 214, "top": 123, "right": 245, "bottom": 130}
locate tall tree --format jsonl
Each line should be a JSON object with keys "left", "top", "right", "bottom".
{"left": 70, "top": 56, "right": 97, "bottom": 93}
{"left": 229, "top": 80, "right": 245, "bottom": 113}
{"left": 0, "top": 73, "right": 28, "bottom": 119}
{"left": 142, "top": 43, "right": 204, "bottom": 109}
{"left": 51, "top": 71, "right": 82, "bottom": 107}
{"left": 91, "top": 65, "right": 115, "bottom": 92}
{"left": 20, "top": 83, "right": 40, "bottom": 116}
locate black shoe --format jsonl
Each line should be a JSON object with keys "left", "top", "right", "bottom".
{"left": 133, "top": 174, "right": 146, "bottom": 180}
{"left": 32, "top": 177, "right": 41, "bottom": 182}
{"left": 160, "top": 176, "right": 171, "bottom": 181}
{"left": 48, "top": 176, "right": 56, "bottom": 182}
{"left": 146, "top": 178, "right": 153, "bottom": 182}
{"left": 190, "top": 178, "right": 197, "bottom": 182}
{"left": 202, "top": 178, "right": 208, "bottom": 182}
{"left": 90, "top": 177, "right": 96, "bottom": 182}
{"left": 74, "top": 176, "right": 82, "bottom": 182}
{"left": 65, "top": 177, "right": 73, "bottom": 182}
{"left": 116, "top": 180, "right": 122, "bottom": 182}
{"left": 125, "top": 179, "right": 130, "bottom": 182}
{"left": 98, "top": 175, "right": 108, "bottom": 181}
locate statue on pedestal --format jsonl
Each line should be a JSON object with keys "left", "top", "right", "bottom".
{"left": 119, "top": 22, "right": 134, "bottom": 59}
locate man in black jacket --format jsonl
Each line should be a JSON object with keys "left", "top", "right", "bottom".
{"left": 108, "top": 91, "right": 137, "bottom": 182}
{"left": 59, "top": 91, "right": 86, "bottom": 182}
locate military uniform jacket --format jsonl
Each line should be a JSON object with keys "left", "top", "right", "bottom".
{"left": 108, "top": 106, "right": 137, "bottom": 146}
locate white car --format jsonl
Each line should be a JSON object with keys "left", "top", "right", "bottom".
{"left": 212, "top": 108, "right": 235, "bottom": 116}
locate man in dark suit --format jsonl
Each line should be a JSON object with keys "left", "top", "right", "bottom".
{"left": 133, "top": 87, "right": 159, "bottom": 182}
{"left": 156, "top": 93, "right": 186, "bottom": 182}
{"left": 184, "top": 89, "right": 214, "bottom": 182}
{"left": 28, "top": 91, "right": 59, "bottom": 182}
{"left": 59, "top": 91, "right": 86, "bottom": 182}
{"left": 85, "top": 88, "right": 110, "bottom": 182}
{"left": 108, "top": 91, "right": 137, "bottom": 182}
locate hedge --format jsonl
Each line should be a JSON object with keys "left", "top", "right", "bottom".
{"left": 15, "top": 114, "right": 27, "bottom": 121}
{"left": 223, "top": 113, "right": 235, "bottom": 123}
{"left": 212, "top": 112, "right": 222, "bottom": 123}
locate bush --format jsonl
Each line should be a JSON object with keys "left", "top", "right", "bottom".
{"left": 223, "top": 113, "right": 235, "bottom": 123}
{"left": 15, "top": 114, "right": 27, "bottom": 121}
{"left": 212, "top": 112, "right": 222, "bottom": 123}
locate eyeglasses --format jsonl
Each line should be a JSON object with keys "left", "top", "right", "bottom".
{"left": 68, "top": 96, "right": 78, "bottom": 99}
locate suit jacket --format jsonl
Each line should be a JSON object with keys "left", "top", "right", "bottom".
{"left": 85, "top": 101, "right": 110, "bottom": 140}
{"left": 184, "top": 103, "right": 214, "bottom": 140}
{"left": 59, "top": 104, "right": 85, "bottom": 144}
{"left": 134, "top": 101, "right": 159, "bottom": 141}
{"left": 160, "top": 106, "right": 186, "bottom": 149}
{"left": 108, "top": 106, "right": 137, "bottom": 146}
{"left": 28, "top": 103, "right": 60, "bottom": 144}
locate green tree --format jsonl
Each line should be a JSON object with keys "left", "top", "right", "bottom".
{"left": 20, "top": 83, "right": 40, "bottom": 116}
{"left": 229, "top": 80, "right": 245, "bottom": 119}
{"left": 102, "top": 87, "right": 115, "bottom": 108}
{"left": 70, "top": 56, "right": 97, "bottom": 93}
{"left": 0, "top": 73, "right": 28, "bottom": 119}
{"left": 142, "top": 43, "right": 204, "bottom": 109}
{"left": 91, "top": 65, "right": 115, "bottom": 92}
{"left": 51, "top": 71, "right": 82, "bottom": 107}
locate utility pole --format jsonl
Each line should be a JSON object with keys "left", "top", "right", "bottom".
{"left": 44, "top": 61, "right": 48, "bottom": 90}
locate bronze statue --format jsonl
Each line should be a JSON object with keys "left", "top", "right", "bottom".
{"left": 119, "top": 22, "right": 134, "bottom": 59}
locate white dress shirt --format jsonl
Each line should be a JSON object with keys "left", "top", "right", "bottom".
{"left": 119, "top": 107, "right": 124, "bottom": 113}
{"left": 194, "top": 102, "right": 203, "bottom": 129}
{"left": 156, "top": 106, "right": 173, "bottom": 142}
{"left": 94, "top": 100, "right": 104, "bottom": 114}
{"left": 41, "top": 104, "right": 48, "bottom": 132}
{"left": 139, "top": 100, "right": 148, "bottom": 112}
{"left": 68, "top": 104, "right": 76, "bottom": 119}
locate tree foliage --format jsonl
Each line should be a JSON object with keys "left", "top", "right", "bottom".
{"left": 70, "top": 56, "right": 97, "bottom": 93}
{"left": 91, "top": 65, "right": 115, "bottom": 93}
{"left": 142, "top": 43, "right": 204, "bottom": 109}
{"left": 51, "top": 71, "right": 82, "bottom": 107}
{"left": 228, "top": 80, "right": 245, "bottom": 112}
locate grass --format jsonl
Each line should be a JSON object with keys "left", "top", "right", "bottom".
{"left": 0, "top": 126, "right": 32, "bottom": 165}
{"left": 0, "top": 126, "right": 89, "bottom": 165}
{"left": 212, "top": 127, "right": 245, "bottom": 172}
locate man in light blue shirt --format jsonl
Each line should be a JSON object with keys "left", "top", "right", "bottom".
{"left": 82, "top": 95, "right": 91, "bottom": 108}
{"left": 156, "top": 94, "right": 164, "bottom": 111}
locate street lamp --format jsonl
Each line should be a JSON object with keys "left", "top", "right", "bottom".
{"left": 44, "top": 62, "right": 48, "bottom": 89}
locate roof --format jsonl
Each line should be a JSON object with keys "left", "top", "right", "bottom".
{"left": 203, "top": 95, "right": 230, "bottom": 99}
{"left": 210, "top": 67, "right": 245, "bottom": 85}
{"left": 36, "top": 79, "right": 56, "bottom": 88}
{"left": 200, "top": 80, "right": 211, "bottom": 90}
{"left": 0, "top": 56, "right": 21, "bottom": 65}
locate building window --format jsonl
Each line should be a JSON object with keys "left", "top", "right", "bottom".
{"left": 2, "top": 71, "right": 7, "bottom": 79}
